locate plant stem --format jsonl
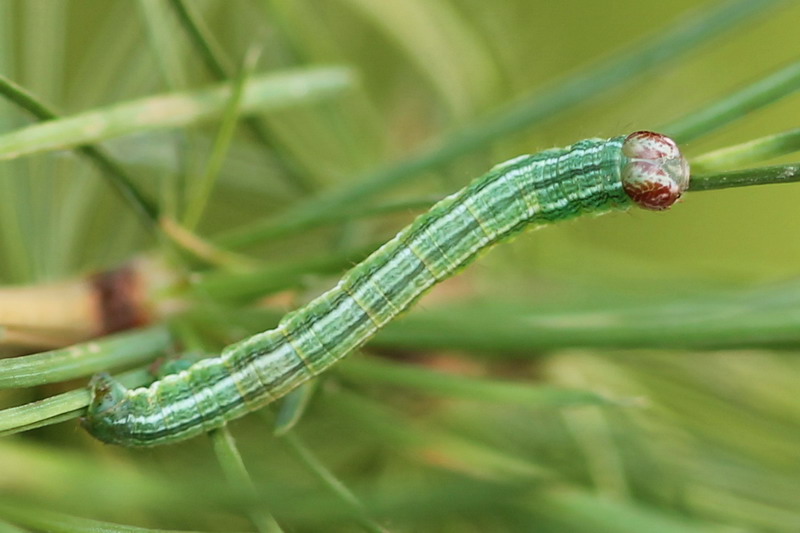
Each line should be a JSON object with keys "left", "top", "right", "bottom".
{"left": 371, "top": 282, "right": 800, "bottom": 353}
{"left": 281, "top": 432, "right": 388, "bottom": 533}
{"left": 0, "top": 68, "right": 352, "bottom": 161}
{"left": 0, "top": 500, "right": 190, "bottom": 533}
{"left": 167, "top": 0, "right": 233, "bottom": 78}
{"left": 0, "top": 326, "right": 171, "bottom": 388}
{"left": 183, "top": 48, "right": 256, "bottom": 229}
{"left": 691, "top": 128, "right": 800, "bottom": 172}
{"left": 168, "top": 0, "right": 314, "bottom": 194}
{"left": 0, "top": 368, "right": 152, "bottom": 435}
{"left": 0, "top": 74, "right": 159, "bottom": 229}
{"left": 338, "top": 356, "right": 614, "bottom": 407}
{"left": 665, "top": 60, "right": 800, "bottom": 143}
{"left": 690, "top": 162, "right": 800, "bottom": 192}
{"left": 210, "top": 428, "right": 285, "bottom": 533}
{"left": 216, "top": 0, "right": 787, "bottom": 249}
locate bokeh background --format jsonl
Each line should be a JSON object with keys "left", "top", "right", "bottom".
{"left": 1, "top": 0, "right": 800, "bottom": 531}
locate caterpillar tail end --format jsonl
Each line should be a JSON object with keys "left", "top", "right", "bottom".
{"left": 81, "top": 373, "right": 128, "bottom": 444}
{"left": 621, "top": 131, "right": 690, "bottom": 211}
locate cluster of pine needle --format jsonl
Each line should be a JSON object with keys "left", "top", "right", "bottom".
{"left": 1, "top": 1, "right": 800, "bottom": 531}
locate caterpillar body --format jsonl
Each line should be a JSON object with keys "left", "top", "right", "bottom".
{"left": 83, "top": 131, "right": 690, "bottom": 446}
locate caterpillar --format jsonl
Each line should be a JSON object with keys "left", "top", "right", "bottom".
{"left": 82, "top": 131, "right": 690, "bottom": 446}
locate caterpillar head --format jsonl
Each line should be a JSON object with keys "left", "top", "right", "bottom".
{"left": 621, "top": 131, "right": 690, "bottom": 211}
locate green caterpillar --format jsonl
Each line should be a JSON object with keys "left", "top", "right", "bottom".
{"left": 83, "top": 131, "right": 690, "bottom": 446}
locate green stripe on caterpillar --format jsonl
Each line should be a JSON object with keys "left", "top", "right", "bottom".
{"left": 82, "top": 131, "right": 690, "bottom": 446}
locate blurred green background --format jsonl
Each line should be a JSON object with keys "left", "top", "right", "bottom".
{"left": 1, "top": 0, "right": 800, "bottom": 531}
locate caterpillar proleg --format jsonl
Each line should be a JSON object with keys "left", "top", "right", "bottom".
{"left": 83, "top": 131, "right": 690, "bottom": 446}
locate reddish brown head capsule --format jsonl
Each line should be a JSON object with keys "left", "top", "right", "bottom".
{"left": 621, "top": 131, "right": 690, "bottom": 210}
